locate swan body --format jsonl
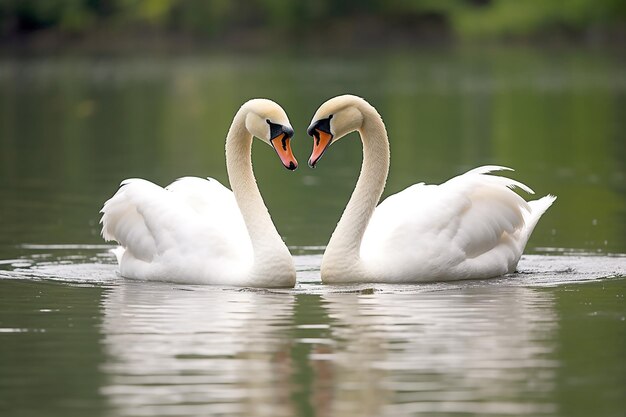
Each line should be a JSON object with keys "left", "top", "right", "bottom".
{"left": 101, "top": 99, "right": 298, "bottom": 287}
{"left": 307, "top": 95, "right": 556, "bottom": 283}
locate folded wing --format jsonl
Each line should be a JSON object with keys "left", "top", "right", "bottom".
{"left": 100, "top": 177, "right": 252, "bottom": 279}
{"left": 361, "top": 166, "right": 555, "bottom": 280}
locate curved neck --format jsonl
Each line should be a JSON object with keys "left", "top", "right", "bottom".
{"left": 225, "top": 111, "right": 292, "bottom": 278}
{"left": 323, "top": 104, "right": 390, "bottom": 271}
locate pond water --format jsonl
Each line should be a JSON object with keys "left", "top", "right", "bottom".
{"left": 0, "top": 47, "right": 625, "bottom": 417}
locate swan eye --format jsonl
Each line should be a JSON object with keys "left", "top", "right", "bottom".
{"left": 312, "top": 116, "right": 333, "bottom": 136}
{"left": 267, "top": 119, "right": 288, "bottom": 140}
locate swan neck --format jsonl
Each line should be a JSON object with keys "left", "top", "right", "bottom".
{"left": 324, "top": 104, "right": 390, "bottom": 270}
{"left": 225, "top": 111, "right": 292, "bottom": 279}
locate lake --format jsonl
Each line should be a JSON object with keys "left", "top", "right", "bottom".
{"left": 0, "top": 47, "right": 625, "bottom": 417}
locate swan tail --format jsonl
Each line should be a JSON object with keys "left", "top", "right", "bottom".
{"left": 519, "top": 194, "right": 556, "bottom": 251}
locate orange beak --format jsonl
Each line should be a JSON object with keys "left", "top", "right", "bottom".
{"left": 271, "top": 133, "right": 298, "bottom": 170}
{"left": 308, "top": 130, "right": 333, "bottom": 168}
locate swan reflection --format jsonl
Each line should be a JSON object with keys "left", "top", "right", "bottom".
{"left": 99, "top": 282, "right": 559, "bottom": 417}
{"left": 100, "top": 282, "right": 295, "bottom": 417}
{"left": 313, "top": 287, "right": 559, "bottom": 416}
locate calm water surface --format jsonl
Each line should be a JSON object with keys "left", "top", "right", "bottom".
{"left": 0, "top": 48, "right": 625, "bottom": 417}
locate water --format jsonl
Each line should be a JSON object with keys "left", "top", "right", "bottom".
{"left": 1, "top": 47, "right": 625, "bottom": 416}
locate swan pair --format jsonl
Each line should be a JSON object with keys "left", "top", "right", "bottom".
{"left": 101, "top": 95, "right": 555, "bottom": 287}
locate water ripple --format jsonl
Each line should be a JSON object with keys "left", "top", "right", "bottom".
{"left": 0, "top": 246, "right": 624, "bottom": 417}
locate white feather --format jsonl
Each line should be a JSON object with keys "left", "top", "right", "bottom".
{"left": 99, "top": 99, "right": 296, "bottom": 287}
{"left": 100, "top": 177, "right": 253, "bottom": 284}
{"left": 361, "top": 168, "right": 555, "bottom": 281}
{"left": 314, "top": 95, "right": 555, "bottom": 283}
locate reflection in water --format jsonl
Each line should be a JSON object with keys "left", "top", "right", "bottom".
{"left": 99, "top": 281, "right": 560, "bottom": 417}
{"left": 100, "top": 283, "right": 296, "bottom": 417}
{"left": 314, "top": 288, "right": 558, "bottom": 416}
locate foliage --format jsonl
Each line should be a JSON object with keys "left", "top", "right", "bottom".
{"left": 451, "top": 0, "right": 626, "bottom": 38}
{"left": 0, "top": 0, "right": 624, "bottom": 42}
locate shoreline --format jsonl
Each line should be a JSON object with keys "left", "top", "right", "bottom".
{"left": 1, "top": 25, "right": 624, "bottom": 57}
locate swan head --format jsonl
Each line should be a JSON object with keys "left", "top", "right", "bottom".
{"left": 307, "top": 95, "right": 365, "bottom": 168}
{"left": 243, "top": 99, "right": 298, "bottom": 171}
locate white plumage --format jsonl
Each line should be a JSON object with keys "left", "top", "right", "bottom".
{"left": 101, "top": 177, "right": 253, "bottom": 284}
{"left": 101, "top": 99, "right": 297, "bottom": 287}
{"left": 307, "top": 95, "right": 556, "bottom": 283}
{"left": 360, "top": 166, "right": 556, "bottom": 281}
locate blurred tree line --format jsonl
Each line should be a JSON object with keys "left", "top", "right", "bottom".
{"left": 1, "top": 0, "right": 624, "bottom": 45}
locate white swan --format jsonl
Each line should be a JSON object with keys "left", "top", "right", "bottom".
{"left": 101, "top": 99, "right": 298, "bottom": 287}
{"left": 307, "top": 95, "right": 556, "bottom": 283}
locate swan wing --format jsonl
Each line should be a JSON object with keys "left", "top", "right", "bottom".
{"left": 164, "top": 176, "right": 251, "bottom": 256}
{"left": 100, "top": 177, "right": 252, "bottom": 280}
{"left": 361, "top": 166, "right": 554, "bottom": 280}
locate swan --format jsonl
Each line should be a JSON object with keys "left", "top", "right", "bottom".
{"left": 100, "top": 99, "right": 298, "bottom": 287}
{"left": 307, "top": 95, "right": 556, "bottom": 283}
